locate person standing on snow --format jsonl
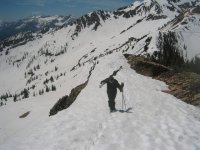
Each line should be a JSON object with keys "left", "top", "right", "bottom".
{"left": 100, "top": 76, "right": 124, "bottom": 112}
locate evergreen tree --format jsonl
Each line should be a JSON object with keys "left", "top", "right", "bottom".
{"left": 55, "top": 66, "right": 58, "bottom": 71}
{"left": 23, "top": 88, "right": 29, "bottom": 99}
{"left": 39, "top": 90, "right": 42, "bottom": 95}
{"left": 13, "top": 94, "right": 17, "bottom": 102}
{"left": 52, "top": 85, "right": 56, "bottom": 91}
{"left": 37, "top": 64, "right": 40, "bottom": 69}
{"left": 46, "top": 86, "right": 50, "bottom": 92}
{"left": 50, "top": 76, "right": 54, "bottom": 82}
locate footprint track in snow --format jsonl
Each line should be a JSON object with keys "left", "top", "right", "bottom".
{"left": 85, "top": 114, "right": 116, "bottom": 150}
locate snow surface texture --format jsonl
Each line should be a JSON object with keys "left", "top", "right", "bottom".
{"left": 0, "top": 54, "right": 200, "bottom": 150}
{"left": 0, "top": 0, "right": 200, "bottom": 149}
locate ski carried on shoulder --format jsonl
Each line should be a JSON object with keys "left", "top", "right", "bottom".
{"left": 99, "top": 66, "right": 123, "bottom": 88}
{"left": 111, "top": 66, "right": 123, "bottom": 77}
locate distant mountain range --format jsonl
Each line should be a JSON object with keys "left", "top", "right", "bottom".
{"left": 0, "top": 15, "right": 75, "bottom": 41}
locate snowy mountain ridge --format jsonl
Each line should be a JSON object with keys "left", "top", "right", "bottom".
{"left": 159, "top": 5, "right": 200, "bottom": 59}
{"left": 0, "top": 15, "right": 75, "bottom": 51}
{"left": 0, "top": 0, "right": 200, "bottom": 149}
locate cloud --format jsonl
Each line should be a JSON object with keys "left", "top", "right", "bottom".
{"left": 15, "top": 0, "right": 47, "bottom": 6}
{"left": 32, "top": 11, "right": 42, "bottom": 15}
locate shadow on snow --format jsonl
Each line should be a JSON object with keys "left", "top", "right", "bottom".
{"left": 118, "top": 107, "right": 133, "bottom": 113}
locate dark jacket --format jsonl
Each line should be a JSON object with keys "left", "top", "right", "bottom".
{"left": 101, "top": 76, "right": 122, "bottom": 100}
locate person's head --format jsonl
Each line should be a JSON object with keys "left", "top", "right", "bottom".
{"left": 109, "top": 76, "right": 115, "bottom": 82}
{"left": 109, "top": 76, "right": 114, "bottom": 79}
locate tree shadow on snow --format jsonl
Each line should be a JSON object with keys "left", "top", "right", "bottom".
{"left": 118, "top": 107, "right": 133, "bottom": 113}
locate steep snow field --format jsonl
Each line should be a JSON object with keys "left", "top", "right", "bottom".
{"left": 0, "top": 54, "right": 200, "bottom": 150}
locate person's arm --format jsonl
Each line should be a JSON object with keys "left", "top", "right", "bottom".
{"left": 100, "top": 78, "right": 109, "bottom": 84}
{"left": 99, "top": 78, "right": 109, "bottom": 88}
{"left": 115, "top": 80, "right": 124, "bottom": 92}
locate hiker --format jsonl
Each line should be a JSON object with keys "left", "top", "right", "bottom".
{"left": 100, "top": 76, "right": 124, "bottom": 112}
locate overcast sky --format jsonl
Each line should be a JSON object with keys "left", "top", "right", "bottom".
{"left": 0, "top": 0, "right": 139, "bottom": 22}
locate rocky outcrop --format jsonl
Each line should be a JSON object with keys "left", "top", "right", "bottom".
{"left": 191, "top": 6, "right": 200, "bottom": 14}
{"left": 114, "top": 1, "right": 162, "bottom": 18}
{"left": 49, "top": 63, "right": 96, "bottom": 116}
{"left": 125, "top": 54, "right": 200, "bottom": 107}
{"left": 72, "top": 10, "right": 110, "bottom": 38}
{"left": 19, "top": 111, "right": 30, "bottom": 118}
{"left": 156, "top": 72, "right": 200, "bottom": 107}
{"left": 146, "top": 14, "right": 167, "bottom": 20}
{"left": 49, "top": 81, "right": 88, "bottom": 116}
{"left": 0, "top": 32, "right": 36, "bottom": 52}
{"left": 124, "top": 54, "right": 170, "bottom": 77}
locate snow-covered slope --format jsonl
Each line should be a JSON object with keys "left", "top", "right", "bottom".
{"left": 0, "top": 0, "right": 200, "bottom": 149}
{"left": 1, "top": 54, "right": 200, "bottom": 150}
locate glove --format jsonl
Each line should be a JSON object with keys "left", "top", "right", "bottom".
{"left": 99, "top": 84, "right": 103, "bottom": 88}
{"left": 121, "top": 82, "right": 124, "bottom": 87}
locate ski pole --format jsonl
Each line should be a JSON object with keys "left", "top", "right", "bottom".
{"left": 122, "top": 92, "right": 123, "bottom": 110}
{"left": 122, "top": 91, "right": 126, "bottom": 110}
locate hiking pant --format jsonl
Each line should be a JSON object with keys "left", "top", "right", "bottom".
{"left": 108, "top": 99, "right": 115, "bottom": 111}
{"left": 107, "top": 92, "right": 117, "bottom": 111}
